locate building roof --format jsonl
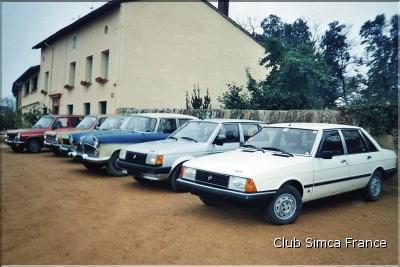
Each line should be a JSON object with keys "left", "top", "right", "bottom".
{"left": 32, "top": 1, "right": 265, "bottom": 50}
{"left": 268, "top": 123, "right": 361, "bottom": 131}
{"left": 32, "top": 1, "right": 121, "bottom": 49}
{"left": 12, "top": 65, "right": 40, "bottom": 97}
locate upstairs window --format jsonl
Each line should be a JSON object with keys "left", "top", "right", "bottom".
{"left": 69, "top": 62, "right": 76, "bottom": 86}
{"left": 100, "top": 50, "right": 109, "bottom": 79}
{"left": 31, "top": 76, "right": 38, "bottom": 92}
{"left": 85, "top": 55, "right": 93, "bottom": 82}
{"left": 72, "top": 35, "right": 77, "bottom": 49}
{"left": 44, "top": 71, "right": 49, "bottom": 90}
{"left": 24, "top": 82, "right": 30, "bottom": 95}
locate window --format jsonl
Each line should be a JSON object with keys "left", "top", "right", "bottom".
{"left": 44, "top": 71, "right": 49, "bottom": 90}
{"left": 361, "top": 132, "right": 378, "bottom": 152}
{"left": 69, "top": 62, "right": 76, "bottom": 86}
{"left": 158, "top": 118, "right": 177, "bottom": 134}
{"left": 99, "top": 101, "right": 107, "bottom": 114}
{"left": 53, "top": 118, "right": 68, "bottom": 129}
{"left": 97, "top": 117, "right": 107, "bottom": 128}
{"left": 24, "top": 82, "right": 30, "bottom": 95}
{"left": 219, "top": 124, "right": 240, "bottom": 143}
{"left": 72, "top": 35, "right": 77, "bottom": 49}
{"left": 84, "top": 103, "right": 91, "bottom": 116}
{"left": 104, "top": 25, "right": 108, "bottom": 34}
{"left": 67, "top": 104, "right": 73, "bottom": 115}
{"left": 178, "top": 118, "right": 191, "bottom": 127}
{"left": 42, "top": 107, "right": 48, "bottom": 115}
{"left": 31, "top": 76, "right": 38, "bottom": 92}
{"left": 100, "top": 50, "right": 109, "bottom": 79}
{"left": 242, "top": 124, "right": 260, "bottom": 141}
{"left": 70, "top": 117, "right": 82, "bottom": 127}
{"left": 318, "top": 131, "right": 344, "bottom": 156}
{"left": 85, "top": 56, "right": 93, "bottom": 82}
{"left": 341, "top": 129, "right": 368, "bottom": 154}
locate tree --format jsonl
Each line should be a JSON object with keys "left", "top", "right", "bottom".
{"left": 185, "top": 84, "right": 212, "bottom": 109}
{"left": 218, "top": 83, "right": 250, "bottom": 109}
{"left": 359, "top": 14, "right": 395, "bottom": 104}
{"left": 0, "top": 97, "right": 16, "bottom": 130}
{"left": 321, "top": 21, "right": 361, "bottom": 105}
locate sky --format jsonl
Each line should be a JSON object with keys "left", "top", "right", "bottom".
{"left": 1, "top": 1, "right": 398, "bottom": 99}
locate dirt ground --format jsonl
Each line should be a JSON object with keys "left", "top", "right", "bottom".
{"left": 1, "top": 145, "right": 398, "bottom": 265}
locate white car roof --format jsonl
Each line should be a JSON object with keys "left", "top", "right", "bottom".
{"left": 127, "top": 113, "right": 197, "bottom": 119}
{"left": 193, "top": 119, "right": 262, "bottom": 123}
{"left": 268, "top": 123, "right": 362, "bottom": 131}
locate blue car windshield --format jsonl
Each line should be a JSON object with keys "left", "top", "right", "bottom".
{"left": 99, "top": 117, "right": 125, "bottom": 130}
{"left": 32, "top": 116, "right": 53, "bottom": 128}
{"left": 171, "top": 121, "right": 218, "bottom": 142}
{"left": 120, "top": 116, "right": 157, "bottom": 132}
{"left": 245, "top": 127, "right": 318, "bottom": 156}
{"left": 76, "top": 116, "right": 97, "bottom": 129}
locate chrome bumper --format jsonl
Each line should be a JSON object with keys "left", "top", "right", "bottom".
{"left": 5, "top": 139, "right": 25, "bottom": 145}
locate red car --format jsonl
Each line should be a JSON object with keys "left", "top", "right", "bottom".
{"left": 5, "top": 115, "right": 83, "bottom": 153}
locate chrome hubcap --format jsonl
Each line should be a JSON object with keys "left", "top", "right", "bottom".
{"left": 274, "top": 193, "right": 297, "bottom": 220}
{"left": 370, "top": 176, "right": 381, "bottom": 196}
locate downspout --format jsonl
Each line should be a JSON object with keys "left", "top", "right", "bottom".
{"left": 44, "top": 41, "right": 55, "bottom": 112}
{"left": 115, "top": 5, "right": 124, "bottom": 114}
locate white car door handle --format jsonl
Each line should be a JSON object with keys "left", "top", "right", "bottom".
{"left": 367, "top": 155, "right": 372, "bottom": 159}
{"left": 341, "top": 160, "right": 347, "bottom": 164}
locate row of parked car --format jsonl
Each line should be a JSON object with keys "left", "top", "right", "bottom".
{"left": 4, "top": 113, "right": 397, "bottom": 224}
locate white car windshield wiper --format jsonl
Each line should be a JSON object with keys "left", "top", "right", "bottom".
{"left": 263, "top": 147, "right": 294, "bottom": 157}
{"left": 241, "top": 144, "right": 265, "bottom": 153}
{"left": 181, "top": 136, "right": 198, "bottom": 142}
{"left": 168, "top": 136, "right": 178, "bottom": 141}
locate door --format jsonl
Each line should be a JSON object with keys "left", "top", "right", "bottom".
{"left": 340, "top": 129, "right": 375, "bottom": 190}
{"left": 311, "top": 130, "right": 350, "bottom": 200}
{"left": 210, "top": 123, "right": 241, "bottom": 153}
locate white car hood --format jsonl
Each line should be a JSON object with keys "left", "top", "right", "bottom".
{"left": 124, "top": 139, "right": 208, "bottom": 155}
{"left": 185, "top": 149, "right": 312, "bottom": 179}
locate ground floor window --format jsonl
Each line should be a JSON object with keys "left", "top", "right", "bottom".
{"left": 84, "top": 102, "right": 90, "bottom": 115}
{"left": 67, "top": 104, "right": 73, "bottom": 115}
{"left": 99, "top": 101, "right": 107, "bottom": 114}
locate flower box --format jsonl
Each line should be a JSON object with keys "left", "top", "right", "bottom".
{"left": 64, "top": 84, "right": 74, "bottom": 90}
{"left": 95, "top": 77, "right": 108, "bottom": 84}
{"left": 80, "top": 80, "right": 92, "bottom": 87}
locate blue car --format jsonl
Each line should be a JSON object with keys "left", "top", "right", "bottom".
{"left": 73, "top": 113, "right": 196, "bottom": 176}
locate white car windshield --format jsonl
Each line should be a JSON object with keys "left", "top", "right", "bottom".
{"left": 245, "top": 127, "right": 318, "bottom": 156}
{"left": 32, "top": 116, "right": 53, "bottom": 128}
{"left": 120, "top": 116, "right": 157, "bottom": 132}
{"left": 99, "top": 117, "right": 125, "bottom": 130}
{"left": 170, "top": 121, "right": 218, "bottom": 143}
{"left": 76, "top": 116, "right": 97, "bottom": 129}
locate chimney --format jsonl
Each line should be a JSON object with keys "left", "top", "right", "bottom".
{"left": 218, "top": 0, "right": 229, "bottom": 17}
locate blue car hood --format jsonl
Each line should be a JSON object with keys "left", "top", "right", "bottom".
{"left": 71, "top": 129, "right": 120, "bottom": 143}
{"left": 88, "top": 131, "right": 170, "bottom": 144}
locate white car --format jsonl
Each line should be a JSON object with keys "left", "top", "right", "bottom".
{"left": 116, "top": 119, "right": 263, "bottom": 191}
{"left": 177, "top": 123, "right": 397, "bottom": 225}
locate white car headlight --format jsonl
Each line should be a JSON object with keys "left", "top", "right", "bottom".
{"left": 146, "top": 154, "right": 164, "bottom": 165}
{"left": 228, "top": 176, "right": 257, "bottom": 193}
{"left": 181, "top": 167, "right": 196, "bottom": 181}
{"left": 228, "top": 176, "right": 247, "bottom": 192}
{"left": 119, "top": 149, "right": 127, "bottom": 160}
